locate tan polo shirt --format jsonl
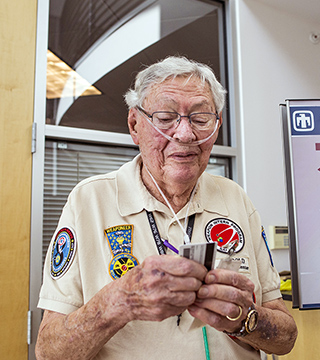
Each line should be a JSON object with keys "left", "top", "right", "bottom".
{"left": 39, "top": 154, "right": 281, "bottom": 360}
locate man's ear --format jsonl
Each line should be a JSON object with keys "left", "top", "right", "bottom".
{"left": 218, "top": 111, "right": 223, "bottom": 128}
{"left": 128, "top": 108, "right": 140, "bottom": 145}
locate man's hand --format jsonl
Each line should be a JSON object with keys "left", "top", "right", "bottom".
{"left": 113, "top": 254, "right": 208, "bottom": 322}
{"left": 188, "top": 268, "right": 254, "bottom": 332}
{"left": 187, "top": 268, "right": 297, "bottom": 355}
{"left": 36, "top": 255, "right": 207, "bottom": 360}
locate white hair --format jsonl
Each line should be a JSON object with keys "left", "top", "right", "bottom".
{"left": 124, "top": 56, "right": 227, "bottom": 113}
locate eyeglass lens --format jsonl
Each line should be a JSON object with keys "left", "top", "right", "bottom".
{"left": 152, "top": 111, "right": 217, "bottom": 131}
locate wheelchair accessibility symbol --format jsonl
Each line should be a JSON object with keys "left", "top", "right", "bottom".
{"left": 293, "top": 110, "right": 314, "bottom": 132}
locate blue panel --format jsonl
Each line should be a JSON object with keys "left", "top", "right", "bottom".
{"left": 302, "top": 303, "right": 320, "bottom": 310}
{"left": 290, "top": 106, "right": 320, "bottom": 136}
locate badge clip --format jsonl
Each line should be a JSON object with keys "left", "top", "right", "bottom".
{"left": 217, "top": 240, "right": 241, "bottom": 272}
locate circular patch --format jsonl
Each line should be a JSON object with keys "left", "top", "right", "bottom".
{"left": 109, "top": 253, "right": 139, "bottom": 280}
{"left": 205, "top": 218, "right": 245, "bottom": 254}
{"left": 51, "top": 227, "right": 77, "bottom": 279}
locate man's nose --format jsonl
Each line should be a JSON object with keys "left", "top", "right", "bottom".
{"left": 172, "top": 117, "right": 196, "bottom": 143}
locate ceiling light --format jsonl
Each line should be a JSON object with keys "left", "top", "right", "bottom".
{"left": 46, "top": 50, "right": 102, "bottom": 99}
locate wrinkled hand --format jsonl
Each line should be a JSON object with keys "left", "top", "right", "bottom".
{"left": 188, "top": 269, "right": 255, "bottom": 332}
{"left": 112, "top": 255, "right": 207, "bottom": 323}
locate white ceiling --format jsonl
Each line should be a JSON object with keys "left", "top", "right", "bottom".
{"left": 255, "top": 0, "right": 320, "bottom": 24}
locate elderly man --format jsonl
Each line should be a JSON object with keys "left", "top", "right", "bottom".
{"left": 36, "top": 56, "right": 297, "bottom": 359}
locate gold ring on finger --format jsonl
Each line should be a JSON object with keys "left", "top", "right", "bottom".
{"left": 226, "top": 305, "right": 242, "bottom": 321}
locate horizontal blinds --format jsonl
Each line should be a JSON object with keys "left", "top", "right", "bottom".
{"left": 43, "top": 141, "right": 139, "bottom": 266}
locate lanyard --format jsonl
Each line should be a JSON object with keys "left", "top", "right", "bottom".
{"left": 146, "top": 210, "right": 210, "bottom": 358}
{"left": 146, "top": 210, "right": 196, "bottom": 255}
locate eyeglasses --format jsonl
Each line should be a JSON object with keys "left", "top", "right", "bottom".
{"left": 137, "top": 106, "right": 219, "bottom": 132}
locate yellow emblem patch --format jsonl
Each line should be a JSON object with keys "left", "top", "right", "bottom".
{"left": 104, "top": 224, "right": 139, "bottom": 280}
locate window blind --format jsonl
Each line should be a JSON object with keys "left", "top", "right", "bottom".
{"left": 43, "top": 141, "right": 139, "bottom": 266}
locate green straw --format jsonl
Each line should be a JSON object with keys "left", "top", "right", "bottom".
{"left": 202, "top": 326, "right": 211, "bottom": 360}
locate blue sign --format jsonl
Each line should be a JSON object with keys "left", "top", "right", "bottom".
{"left": 290, "top": 106, "right": 320, "bottom": 136}
{"left": 286, "top": 100, "right": 320, "bottom": 309}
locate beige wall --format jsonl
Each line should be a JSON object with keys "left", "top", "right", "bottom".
{"left": 0, "top": 0, "right": 37, "bottom": 358}
{"left": 266, "top": 301, "right": 320, "bottom": 359}
{"left": 276, "top": 301, "right": 320, "bottom": 359}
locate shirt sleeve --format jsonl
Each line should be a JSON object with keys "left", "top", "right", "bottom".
{"left": 249, "top": 209, "right": 282, "bottom": 304}
{"left": 38, "top": 197, "right": 84, "bottom": 315}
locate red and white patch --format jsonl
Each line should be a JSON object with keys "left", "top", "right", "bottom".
{"left": 205, "top": 218, "right": 245, "bottom": 253}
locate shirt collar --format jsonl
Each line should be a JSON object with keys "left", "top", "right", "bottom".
{"left": 195, "top": 172, "right": 229, "bottom": 216}
{"left": 116, "top": 155, "right": 168, "bottom": 216}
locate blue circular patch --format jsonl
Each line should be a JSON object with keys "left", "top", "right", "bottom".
{"left": 51, "top": 227, "right": 77, "bottom": 279}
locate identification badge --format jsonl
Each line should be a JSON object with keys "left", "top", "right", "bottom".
{"left": 179, "top": 242, "right": 217, "bottom": 271}
{"left": 216, "top": 240, "right": 241, "bottom": 272}
{"left": 217, "top": 257, "right": 242, "bottom": 272}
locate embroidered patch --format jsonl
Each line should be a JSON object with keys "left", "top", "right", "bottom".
{"left": 205, "top": 218, "right": 245, "bottom": 254}
{"left": 261, "top": 226, "right": 274, "bottom": 267}
{"left": 51, "top": 227, "right": 77, "bottom": 279}
{"left": 104, "top": 225, "right": 139, "bottom": 280}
